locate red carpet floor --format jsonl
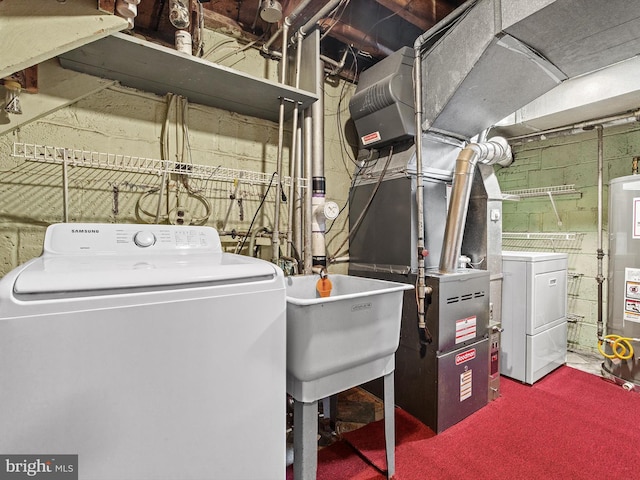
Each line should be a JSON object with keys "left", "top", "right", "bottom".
{"left": 287, "top": 366, "right": 640, "bottom": 480}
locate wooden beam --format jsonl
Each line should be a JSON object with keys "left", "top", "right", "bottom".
{"left": 0, "top": 0, "right": 127, "bottom": 79}
{"left": 0, "top": 59, "right": 116, "bottom": 136}
{"left": 373, "top": 0, "right": 456, "bottom": 32}
{"left": 98, "top": 0, "right": 116, "bottom": 14}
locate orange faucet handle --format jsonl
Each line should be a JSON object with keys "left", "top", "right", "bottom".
{"left": 316, "top": 277, "right": 333, "bottom": 298}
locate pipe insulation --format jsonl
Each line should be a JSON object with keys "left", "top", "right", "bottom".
{"left": 439, "top": 137, "right": 512, "bottom": 274}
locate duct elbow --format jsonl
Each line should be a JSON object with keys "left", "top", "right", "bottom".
{"left": 471, "top": 136, "right": 513, "bottom": 167}
{"left": 438, "top": 136, "right": 512, "bottom": 274}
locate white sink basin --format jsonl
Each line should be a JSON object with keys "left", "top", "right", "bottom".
{"left": 285, "top": 274, "right": 412, "bottom": 402}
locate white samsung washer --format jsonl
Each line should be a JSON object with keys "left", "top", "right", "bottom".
{"left": 0, "top": 223, "right": 286, "bottom": 480}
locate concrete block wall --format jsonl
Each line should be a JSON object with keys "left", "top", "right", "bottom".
{"left": 0, "top": 28, "right": 356, "bottom": 277}
{"left": 497, "top": 122, "right": 640, "bottom": 353}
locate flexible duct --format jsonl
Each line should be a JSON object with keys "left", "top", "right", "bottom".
{"left": 439, "top": 137, "right": 512, "bottom": 274}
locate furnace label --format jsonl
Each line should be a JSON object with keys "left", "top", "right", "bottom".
{"left": 455, "top": 316, "right": 477, "bottom": 344}
{"left": 623, "top": 268, "right": 640, "bottom": 323}
{"left": 455, "top": 348, "right": 476, "bottom": 365}
{"left": 361, "top": 131, "right": 381, "bottom": 146}
{"left": 460, "top": 369, "right": 472, "bottom": 401}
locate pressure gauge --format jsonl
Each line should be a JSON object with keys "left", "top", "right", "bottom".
{"left": 323, "top": 201, "right": 340, "bottom": 220}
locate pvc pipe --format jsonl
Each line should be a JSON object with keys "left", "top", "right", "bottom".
{"left": 311, "top": 59, "right": 326, "bottom": 267}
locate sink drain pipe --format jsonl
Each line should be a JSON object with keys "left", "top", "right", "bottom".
{"left": 310, "top": 58, "right": 327, "bottom": 269}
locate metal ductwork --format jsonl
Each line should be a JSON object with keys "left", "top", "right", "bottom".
{"left": 492, "top": 55, "right": 640, "bottom": 138}
{"left": 421, "top": 0, "right": 640, "bottom": 140}
{"left": 439, "top": 137, "right": 512, "bottom": 274}
{"left": 348, "top": 0, "right": 640, "bottom": 432}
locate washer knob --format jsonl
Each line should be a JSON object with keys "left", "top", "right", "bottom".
{"left": 133, "top": 231, "right": 156, "bottom": 248}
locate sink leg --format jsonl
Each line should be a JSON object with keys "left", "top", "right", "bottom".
{"left": 293, "top": 399, "right": 318, "bottom": 480}
{"left": 383, "top": 371, "right": 395, "bottom": 479}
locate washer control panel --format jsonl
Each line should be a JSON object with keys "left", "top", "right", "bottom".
{"left": 133, "top": 231, "right": 156, "bottom": 248}
{"left": 43, "top": 223, "right": 222, "bottom": 255}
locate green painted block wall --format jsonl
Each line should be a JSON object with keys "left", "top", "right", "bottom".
{"left": 0, "top": 28, "right": 356, "bottom": 277}
{"left": 497, "top": 122, "right": 640, "bottom": 354}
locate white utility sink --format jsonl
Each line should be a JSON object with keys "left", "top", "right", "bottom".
{"left": 285, "top": 274, "right": 413, "bottom": 403}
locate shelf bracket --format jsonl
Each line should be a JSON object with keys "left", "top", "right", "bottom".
{"left": 547, "top": 191, "right": 563, "bottom": 226}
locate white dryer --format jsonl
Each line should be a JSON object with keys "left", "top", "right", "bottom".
{"left": 0, "top": 223, "right": 286, "bottom": 480}
{"left": 501, "top": 251, "right": 568, "bottom": 384}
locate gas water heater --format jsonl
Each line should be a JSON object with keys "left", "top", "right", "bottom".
{"left": 604, "top": 174, "right": 640, "bottom": 388}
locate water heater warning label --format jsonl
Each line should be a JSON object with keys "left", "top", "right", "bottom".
{"left": 633, "top": 198, "right": 640, "bottom": 238}
{"left": 460, "top": 369, "right": 472, "bottom": 401}
{"left": 624, "top": 268, "right": 640, "bottom": 323}
{"left": 455, "top": 316, "right": 477, "bottom": 344}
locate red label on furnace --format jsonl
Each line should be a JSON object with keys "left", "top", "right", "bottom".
{"left": 455, "top": 348, "right": 476, "bottom": 365}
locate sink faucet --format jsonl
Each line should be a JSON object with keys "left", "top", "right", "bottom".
{"left": 311, "top": 265, "right": 328, "bottom": 279}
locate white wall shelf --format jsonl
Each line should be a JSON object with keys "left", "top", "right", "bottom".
{"left": 12, "top": 142, "right": 305, "bottom": 188}
{"left": 502, "top": 184, "right": 579, "bottom": 199}
{"left": 58, "top": 32, "right": 318, "bottom": 122}
{"left": 502, "top": 232, "right": 580, "bottom": 241}
{"left": 502, "top": 184, "right": 580, "bottom": 225}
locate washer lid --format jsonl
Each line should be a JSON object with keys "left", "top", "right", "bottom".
{"left": 13, "top": 253, "right": 278, "bottom": 295}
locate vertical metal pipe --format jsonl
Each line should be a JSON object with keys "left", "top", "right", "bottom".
{"left": 439, "top": 147, "right": 479, "bottom": 273}
{"left": 262, "top": 0, "right": 315, "bottom": 52}
{"left": 299, "top": 0, "right": 343, "bottom": 36}
{"left": 439, "top": 139, "right": 511, "bottom": 274}
{"left": 155, "top": 163, "right": 168, "bottom": 224}
{"left": 303, "top": 108, "right": 313, "bottom": 273}
{"left": 596, "top": 124, "right": 605, "bottom": 338}
{"left": 62, "top": 150, "right": 69, "bottom": 223}
{"left": 272, "top": 22, "right": 290, "bottom": 263}
{"left": 412, "top": 47, "right": 427, "bottom": 333}
{"left": 286, "top": 32, "right": 303, "bottom": 259}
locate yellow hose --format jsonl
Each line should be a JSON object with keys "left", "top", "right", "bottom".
{"left": 598, "top": 334, "right": 635, "bottom": 360}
